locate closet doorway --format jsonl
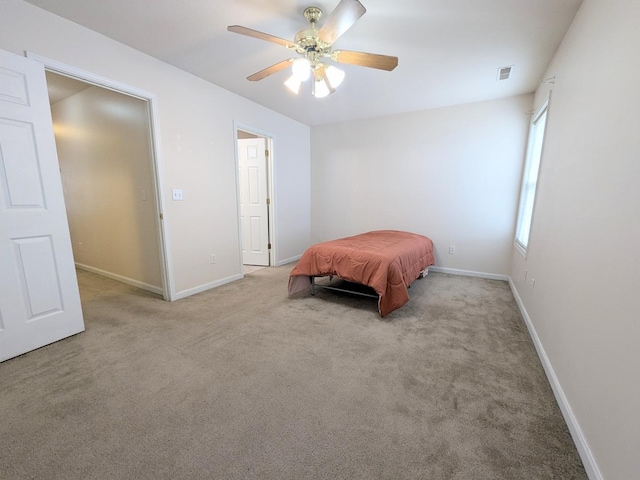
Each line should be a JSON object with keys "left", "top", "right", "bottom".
{"left": 235, "top": 125, "right": 275, "bottom": 273}
{"left": 40, "top": 60, "right": 171, "bottom": 300}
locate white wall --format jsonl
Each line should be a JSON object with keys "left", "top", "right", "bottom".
{"left": 510, "top": 0, "right": 640, "bottom": 478}
{"left": 52, "top": 85, "right": 162, "bottom": 292}
{"left": 311, "top": 94, "right": 532, "bottom": 277}
{"left": 0, "top": 0, "right": 310, "bottom": 298}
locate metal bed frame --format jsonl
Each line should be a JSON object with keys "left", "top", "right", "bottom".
{"left": 309, "top": 267, "right": 429, "bottom": 299}
{"left": 310, "top": 275, "right": 379, "bottom": 299}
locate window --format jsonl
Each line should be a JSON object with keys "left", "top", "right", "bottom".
{"left": 515, "top": 99, "right": 548, "bottom": 255}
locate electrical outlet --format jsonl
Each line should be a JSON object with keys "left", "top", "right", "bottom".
{"left": 172, "top": 189, "right": 183, "bottom": 201}
{"left": 449, "top": 245, "right": 456, "bottom": 254}
{"left": 210, "top": 254, "right": 216, "bottom": 264}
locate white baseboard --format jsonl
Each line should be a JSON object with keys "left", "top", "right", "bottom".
{"left": 173, "top": 274, "right": 243, "bottom": 300}
{"left": 75, "top": 263, "right": 163, "bottom": 296}
{"left": 508, "top": 279, "right": 602, "bottom": 480}
{"left": 277, "top": 254, "right": 302, "bottom": 266}
{"left": 429, "top": 266, "right": 509, "bottom": 281}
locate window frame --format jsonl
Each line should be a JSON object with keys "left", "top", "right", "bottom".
{"left": 514, "top": 97, "right": 549, "bottom": 257}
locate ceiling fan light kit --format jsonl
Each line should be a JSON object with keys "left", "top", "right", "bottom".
{"left": 292, "top": 58, "right": 312, "bottom": 81}
{"left": 284, "top": 75, "right": 302, "bottom": 94}
{"left": 227, "top": 0, "right": 398, "bottom": 98}
{"left": 312, "top": 75, "right": 331, "bottom": 98}
{"left": 325, "top": 65, "right": 345, "bottom": 88}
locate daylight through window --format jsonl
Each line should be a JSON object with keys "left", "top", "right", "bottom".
{"left": 515, "top": 99, "right": 548, "bottom": 255}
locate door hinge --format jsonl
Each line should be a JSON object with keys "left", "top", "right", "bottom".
{"left": 159, "top": 213, "right": 164, "bottom": 220}
{"left": 266, "top": 198, "right": 271, "bottom": 205}
{"left": 265, "top": 149, "right": 269, "bottom": 158}
{"left": 268, "top": 243, "right": 272, "bottom": 250}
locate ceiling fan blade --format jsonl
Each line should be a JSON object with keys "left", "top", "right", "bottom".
{"left": 333, "top": 50, "right": 398, "bottom": 71}
{"left": 247, "top": 59, "right": 294, "bottom": 81}
{"left": 227, "top": 25, "right": 296, "bottom": 49}
{"left": 318, "top": 0, "right": 366, "bottom": 45}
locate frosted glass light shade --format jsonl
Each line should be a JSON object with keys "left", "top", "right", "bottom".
{"left": 313, "top": 78, "right": 330, "bottom": 98}
{"left": 284, "top": 75, "right": 302, "bottom": 94}
{"left": 325, "top": 66, "right": 345, "bottom": 88}
{"left": 292, "top": 58, "right": 311, "bottom": 81}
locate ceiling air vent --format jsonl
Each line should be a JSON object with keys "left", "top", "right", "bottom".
{"left": 497, "top": 65, "right": 513, "bottom": 81}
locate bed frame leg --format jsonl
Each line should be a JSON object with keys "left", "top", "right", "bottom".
{"left": 310, "top": 276, "right": 315, "bottom": 295}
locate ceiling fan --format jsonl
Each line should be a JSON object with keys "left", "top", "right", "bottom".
{"left": 227, "top": 0, "right": 398, "bottom": 98}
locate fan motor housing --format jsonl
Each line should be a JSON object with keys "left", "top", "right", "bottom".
{"left": 295, "top": 6, "right": 330, "bottom": 56}
{"left": 294, "top": 28, "right": 318, "bottom": 47}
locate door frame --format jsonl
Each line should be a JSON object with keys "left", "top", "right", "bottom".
{"left": 233, "top": 122, "right": 276, "bottom": 273}
{"left": 25, "top": 52, "right": 175, "bottom": 301}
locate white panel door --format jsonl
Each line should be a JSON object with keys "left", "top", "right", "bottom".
{"left": 0, "top": 49, "right": 84, "bottom": 362}
{"left": 238, "top": 137, "right": 269, "bottom": 266}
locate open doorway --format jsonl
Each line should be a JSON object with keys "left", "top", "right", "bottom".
{"left": 235, "top": 125, "right": 275, "bottom": 275}
{"left": 38, "top": 61, "right": 171, "bottom": 300}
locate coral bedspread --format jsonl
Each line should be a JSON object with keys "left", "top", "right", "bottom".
{"left": 288, "top": 230, "right": 435, "bottom": 317}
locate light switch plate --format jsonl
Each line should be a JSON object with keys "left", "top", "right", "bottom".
{"left": 172, "top": 189, "right": 183, "bottom": 201}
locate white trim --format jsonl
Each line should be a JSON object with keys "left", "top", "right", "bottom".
{"left": 277, "top": 254, "right": 302, "bottom": 266}
{"left": 233, "top": 121, "right": 277, "bottom": 269}
{"left": 514, "top": 239, "right": 527, "bottom": 258}
{"left": 232, "top": 125, "right": 245, "bottom": 275}
{"left": 27, "top": 52, "right": 158, "bottom": 101}
{"left": 429, "top": 266, "right": 509, "bottom": 281}
{"left": 145, "top": 86, "right": 175, "bottom": 300}
{"left": 532, "top": 97, "right": 550, "bottom": 124}
{"left": 25, "top": 52, "right": 176, "bottom": 301}
{"left": 509, "top": 279, "right": 603, "bottom": 480}
{"left": 173, "top": 274, "right": 243, "bottom": 300}
{"left": 76, "top": 263, "right": 163, "bottom": 296}
{"left": 267, "top": 135, "right": 277, "bottom": 265}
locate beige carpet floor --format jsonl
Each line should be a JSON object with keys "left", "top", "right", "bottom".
{"left": 0, "top": 266, "right": 586, "bottom": 479}
{"left": 243, "top": 264, "right": 267, "bottom": 275}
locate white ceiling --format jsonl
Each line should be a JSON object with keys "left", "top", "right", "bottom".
{"left": 26, "top": 0, "right": 583, "bottom": 126}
